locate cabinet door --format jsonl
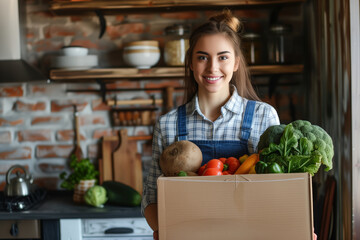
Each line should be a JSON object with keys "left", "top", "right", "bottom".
{"left": 0, "top": 220, "right": 40, "bottom": 239}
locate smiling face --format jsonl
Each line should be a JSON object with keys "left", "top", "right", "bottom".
{"left": 190, "top": 33, "right": 239, "bottom": 98}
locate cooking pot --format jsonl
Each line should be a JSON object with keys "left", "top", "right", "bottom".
{"left": 4, "top": 165, "right": 33, "bottom": 197}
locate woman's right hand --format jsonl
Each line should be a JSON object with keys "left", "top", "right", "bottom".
{"left": 153, "top": 230, "right": 159, "bottom": 240}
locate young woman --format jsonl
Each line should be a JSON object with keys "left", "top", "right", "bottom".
{"left": 142, "top": 10, "right": 280, "bottom": 239}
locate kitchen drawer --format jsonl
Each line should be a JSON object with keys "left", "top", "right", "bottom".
{"left": 0, "top": 220, "right": 40, "bottom": 239}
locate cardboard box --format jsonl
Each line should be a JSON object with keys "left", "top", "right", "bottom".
{"left": 158, "top": 173, "right": 313, "bottom": 240}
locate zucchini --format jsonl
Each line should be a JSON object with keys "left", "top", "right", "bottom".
{"left": 101, "top": 181, "right": 141, "bottom": 207}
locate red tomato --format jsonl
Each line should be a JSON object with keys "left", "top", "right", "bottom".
{"left": 197, "top": 165, "right": 206, "bottom": 175}
{"left": 202, "top": 168, "right": 223, "bottom": 176}
{"left": 225, "top": 157, "right": 240, "bottom": 174}
{"left": 219, "top": 158, "right": 227, "bottom": 164}
{"left": 206, "top": 159, "right": 224, "bottom": 171}
{"left": 222, "top": 171, "right": 230, "bottom": 175}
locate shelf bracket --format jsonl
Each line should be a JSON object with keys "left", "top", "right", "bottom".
{"left": 95, "top": 10, "right": 106, "bottom": 39}
{"left": 96, "top": 80, "right": 107, "bottom": 102}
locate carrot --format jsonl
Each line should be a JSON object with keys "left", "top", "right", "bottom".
{"left": 234, "top": 153, "right": 259, "bottom": 174}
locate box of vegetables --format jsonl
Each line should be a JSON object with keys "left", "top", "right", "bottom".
{"left": 157, "top": 120, "right": 333, "bottom": 240}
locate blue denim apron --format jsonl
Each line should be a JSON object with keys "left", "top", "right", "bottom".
{"left": 176, "top": 100, "right": 256, "bottom": 165}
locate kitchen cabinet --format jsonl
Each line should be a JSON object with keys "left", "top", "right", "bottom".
{"left": 0, "top": 220, "right": 41, "bottom": 239}
{"left": 0, "top": 191, "right": 145, "bottom": 240}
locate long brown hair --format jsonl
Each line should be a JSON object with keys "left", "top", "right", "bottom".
{"left": 183, "top": 9, "right": 260, "bottom": 103}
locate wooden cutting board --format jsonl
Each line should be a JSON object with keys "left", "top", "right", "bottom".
{"left": 100, "top": 130, "right": 148, "bottom": 195}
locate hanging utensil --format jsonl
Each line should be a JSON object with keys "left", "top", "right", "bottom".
{"left": 71, "top": 105, "right": 83, "bottom": 161}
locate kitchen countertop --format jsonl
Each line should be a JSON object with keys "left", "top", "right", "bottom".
{"left": 0, "top": 190, "right": 142, "bottom": 220}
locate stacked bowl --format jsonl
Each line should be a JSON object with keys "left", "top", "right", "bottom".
{"left": 52, "top": 46, "right": 98, "bottom": 70}
{"left": 123, "top": 40, "right": 160, "bottom": 69}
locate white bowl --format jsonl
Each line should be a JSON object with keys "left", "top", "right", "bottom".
{"left": 123, "top": 48, "right": 160, "bottom": 69}
{"left": 61, "top": 46, "right": 89, "bottom": 56}
{"left": 51, "top": 55, "right": 98, "bottom": 69}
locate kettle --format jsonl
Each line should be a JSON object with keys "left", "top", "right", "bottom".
{"left": 4, "top": 165, "right": 33, "bottom": 197}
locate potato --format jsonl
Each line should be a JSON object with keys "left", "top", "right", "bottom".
{"left": 159, "top": 140, "right": 203, "bottom": 176}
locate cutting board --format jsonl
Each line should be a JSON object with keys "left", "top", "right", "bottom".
{"left": 100, "top": 130, "right": 150, "bottom": 195}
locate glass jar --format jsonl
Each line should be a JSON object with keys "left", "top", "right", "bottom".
{"left": 242, "top": 32, "right": 263, "bottom": 65}
{"left": 163, "top": 24, "right": 190, "bottom": 66}
{"left": 268, "top": 24, "right": 293, "bottom": 64}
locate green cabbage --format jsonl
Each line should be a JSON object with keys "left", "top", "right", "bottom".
{"left": 84, "top": 185, "right": 108, "bottom": 208}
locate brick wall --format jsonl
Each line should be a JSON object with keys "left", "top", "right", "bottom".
{"left": 0, "top": 1, "right": 305, "bottom": 190}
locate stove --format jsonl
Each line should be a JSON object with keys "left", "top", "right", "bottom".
{"left": 0, "top": 188, "right": 47, "bottom": 212}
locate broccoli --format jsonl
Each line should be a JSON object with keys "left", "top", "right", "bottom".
{"left": 257, "top": 124, "right": 286, "bottom": 151}
{"left": 257, "top": 120, "right": 334, "bottom": 175}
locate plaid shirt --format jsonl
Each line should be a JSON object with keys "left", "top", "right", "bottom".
{"left": 141, "top": 86, "right": 280, "bottom": 214}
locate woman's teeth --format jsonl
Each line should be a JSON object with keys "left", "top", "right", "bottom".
{"left": 205, "top": 76, "right": 221, "bottom": 81}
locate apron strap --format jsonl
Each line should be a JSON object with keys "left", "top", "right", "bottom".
{"left": 176, "top": 104, "right": 188, "bottom": 141}
{"left": 240, "top": 100, "right": 256, "bottom": 145}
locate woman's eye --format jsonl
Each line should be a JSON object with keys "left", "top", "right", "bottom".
{"left": 219, "top": 55, "right": 228, "bottom": 60}
{"left": 198, "top": 55, "right": 207, "bottom": 61}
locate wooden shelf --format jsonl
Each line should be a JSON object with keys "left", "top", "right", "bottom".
{"left": 50, "top": 0, "right": 305, "bottom": 14}
{"left": 49, "top": 65, "right": 304, "bottom": 81}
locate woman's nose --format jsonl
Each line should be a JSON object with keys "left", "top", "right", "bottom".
{"left": 207, "top": 58, "right": 219, "bottom": 71}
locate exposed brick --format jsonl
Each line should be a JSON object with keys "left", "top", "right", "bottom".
{"left": 87, "top": 144, "right": 99, "bottom": 159}
{"left": 93, "top": 129, "right": 117, "bottom": 139}
{"left": 14, "top": 100, "right": 46, "bottom": 112}
{"left": 44, "top": 25, "right": 83, "bottom": 38}
{"left": 144, "top": 80, "right": 183, "bottom": 94}
{"left": 33, "top": 39, "right": 63, "bottom": 52}
{"left": 31, "top": 116, "right": 62, "bottom": 125}
{"left": 26, "top": 27, "right": 37, "bottom": 40}
{"left": 28, "top": 84, "right": 66, "bottom": 97}
{"left": 0, "top": 181, "right": 5, "bottom": 191}
{"left": 56, "top": 129, "right": 86, "bottom": 141}
{"left": 106, "top": 81, "right": 141, "bottom": 89}
{"left": 115, "top": 15, "right": 125, "bottom": 22}
{"left": 79, "top": 115, "right": 106, "bottom": 126}
{"left": 0, "top": 131, "right": 11, "bottom": 144}
{"left": 160, "top": 12, "right": 200, "bottom": 20}
{"left": 38, "top": 163, "right": 65, "bottom": 173}
{"left": 69, "top": 38, "right": 101, "bottom": 50}
{"left": 0, "top": 147, "right": 32, "bottom": 160}
{"left": 51, "top": 100, "right": 88, "bottom": 112}
{"left": 92, "top": 99, "right": 111, "bottom": 111}
{"left": 36, "top": 145, "right": 74, "bottom": 158}
{"left": 0, "top": 117, "right": 25, "bottom": 127}
{"left": 107, "top": 23, "right": 145, "bottom": 40}
{"left": 66, "top": 83, "right": 99, "bottom": 92}
{"left": 126, "top": 14, "right": 155, "bottom": 20}
{"left": 18, "top": 130, "right": 52, "bottom": 142}
{"left": 70, "top": 16, "right": 85, "bottom": 22}
{"left": 30, "top": 11, "right": 63, "bottom": 25}
{"left": 33, "top": 177, "right": 59, "bottom": 190}
{"left": 0, "top": 164, "right": 29, "bottom": 174}
{"left": 0, "top": 86, "right": 24, "bottom": 97}
{"left": 70, "top": 39, "right": 99, "bottom": 49}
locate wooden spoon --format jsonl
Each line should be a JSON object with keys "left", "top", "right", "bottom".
{"left": 71, "top": 106, "right": 83, "bottom": 161}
